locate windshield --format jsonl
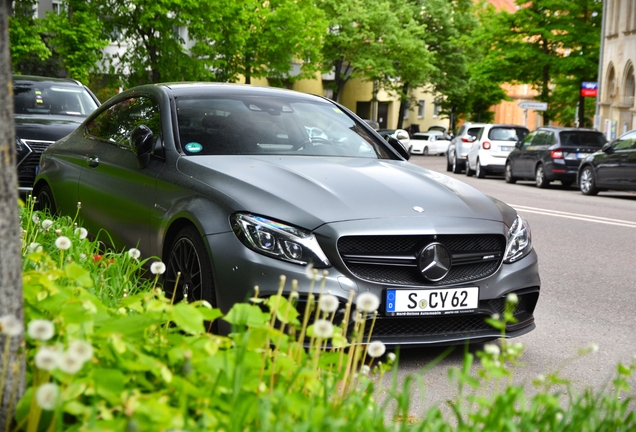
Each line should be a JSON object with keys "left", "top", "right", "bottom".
{"left": 559, "top": 131, "right": 607, "bottom": 148}
{"left": 488, "top": 127, "right": 528, "bottom": 142}
{"left": 176, "top": 96, "right": 393, "bottom": 158}
{"left": 13, "top": 81, "right": 98, "bottom": 117}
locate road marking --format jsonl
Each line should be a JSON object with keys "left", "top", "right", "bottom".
{"left": 510, "top": 204, "right": 636, "bottom": 229}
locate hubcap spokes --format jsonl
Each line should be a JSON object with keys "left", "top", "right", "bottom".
{"left": 166, "top": 238, "right": 202, "bottom": 301}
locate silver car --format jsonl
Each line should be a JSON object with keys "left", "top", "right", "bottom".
{"left": 35, "top": 83, "right": 540, "bottom": 346}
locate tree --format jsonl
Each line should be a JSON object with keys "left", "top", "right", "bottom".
{"left": 0, "top": 0, "right": 25, "bottom": 427}
{"left": 480, "top": 0, "right": 602, "bottom": 125}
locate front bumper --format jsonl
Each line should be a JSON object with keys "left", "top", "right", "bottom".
{"left": 208, "top": 229, "right": 540, "bottom": 347}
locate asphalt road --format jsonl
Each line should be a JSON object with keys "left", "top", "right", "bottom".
{"left": 387, "top": 153, "right": 636, "bottom": 416}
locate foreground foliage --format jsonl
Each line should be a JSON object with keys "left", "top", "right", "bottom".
{"left": 0, "top": 200, "right": 634, "bottom": 430}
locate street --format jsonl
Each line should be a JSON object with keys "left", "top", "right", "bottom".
{"left": 391, "top": 154, "right": 636, "bottom": 415}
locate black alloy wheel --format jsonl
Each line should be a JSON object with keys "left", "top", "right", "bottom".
{"left": 165, "top": 225, "right": 216, "bottom": 310}
{"left": 535, "top": 164, "right": 549, "bottom": 188}
{"left": 505, "top": 162, "right": 516, "bottom": 184}
{"left": 579, "top": 166, "right": 599, "bottom": 196}
{"left": 34, "top": 184, "right": 57, "bottom": 215}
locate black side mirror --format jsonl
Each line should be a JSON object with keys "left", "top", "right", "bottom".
{"left": 387, "top": 136, "right": 410, "bottom": 160}
{"left": 131, "top": 125, "right": 154, "bottom": 167}
{"left": 601, "top": 142, "right": 614, "bottom": 153}
{"left": 515, "top": 140, "right": 523, "bottom": 149}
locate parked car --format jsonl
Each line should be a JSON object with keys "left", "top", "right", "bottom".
{"left": 35, "top": 83, "right": 540, "bottom": 346}
{"left": 505, "top": 127, "right": 607, "bottom": 188}
{"left": 13, "top": 75, "right": 100, "bottom": 194}
{"left": 377, "top": 129, "right": 411, "bottom": 153}
{"left": 410, "top": 132, "right": 451, "bottom": 156}
{"left": 466, "top": 125, "right": 529, "bottom": 178}
{"left": 578, "top": 129, "right": 636, "bottom": 195}
{"left": 446, "top": 122, "right": 487, "bottom": 173}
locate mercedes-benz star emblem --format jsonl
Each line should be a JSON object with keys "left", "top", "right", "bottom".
{"left": 418, "top": 242, "right": 452, "bottom": 282}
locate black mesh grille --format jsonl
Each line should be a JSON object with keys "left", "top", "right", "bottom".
{"left": 338, "top": 234, "right": 505, "bottom": 286}
{"left": 17, "top": 141, "right": 51, "bottom": 188}
{"left": 365, "top": 314, "right": 493, "bottom": 338}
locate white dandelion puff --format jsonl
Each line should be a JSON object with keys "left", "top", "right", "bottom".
{"left": 41, "top": 219, "right": 53, "bottom": 230}
{"left": 32, "top": 213, "right": 40, "bottom": 223}
{"left": 74, "top": 227, "right": 88, "bottom": 240}
{"left": 305, "top": 263, "right": 316, "bottom": 280}
{"left": 484, "top": 343, "right": 501, "bottom": 356}
{"left": 361, "top": 365, "right": 371, "bottom": 376}
{"left": 34, "top": 346, "right": 60, "bottom": 371}
{"left": 150, "top": 261, "right": 166, "bottom": 275}
{"left": 57, "top": 350, "right": 85, "bottom": 374}
{"left": 128, "top": 248, "right": 141, "bottom": 259}
{"left": 68, "top": 340, "right": 94, "bottom": 363}
{"left": 79, "top": 253, "right": 87, "bottom": 261}
{"left": 35, "top": 383, "right": 60, "bottom": 410}
{"left": 319, "top": 294, "right": 339, "bottom": 313}
{"left": 55, "top": 236, "right": 72, "bottom": 250}
{"left": 589, "top": 342, "right": 599, "bottom": 354}
{"left": 367, "top": 341, "right": 386, "bottom": 358}
{"left": 387, "top": 352, "right": 396, "bottom": 363}
{"left": 555, "top": 412, "right": 564, "bottom": 422}
{"left": 506, "top": 293, "right": 519, "bottom": 304}
{"left": 491, "top": 313, "right": 501, "bottom": 320}
{"left": 27, "top": 319, "right": 55, "bottom": 341}
{"left": 28, "top": 242, "right": 42, "bottom": 253}
{"left": 356, "top": 292, "right": 380, "bottom": 313}
{"left": 312, "top": 319, "right": 334, "bottom": 338}
{"left": 0, "top": 314, "right": 24, "bottom": 337}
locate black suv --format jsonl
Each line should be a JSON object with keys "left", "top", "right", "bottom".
{"left": 504, "top": 126, "right": 607, "bottom": 188}
{"left": 14, "top": 75, "right": 100, "bottom": 194}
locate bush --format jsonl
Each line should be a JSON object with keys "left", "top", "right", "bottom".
{"left": 1, "top": 198, "right": 635, "bottom": 431}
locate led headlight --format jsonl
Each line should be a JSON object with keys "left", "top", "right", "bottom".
{"left": 503, "top": 215, "right": 532, "bottom": 263}
{"left": 232, "top": 213, "right": 331, "bottom": 267}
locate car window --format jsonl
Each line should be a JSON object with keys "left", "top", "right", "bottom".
{"left": 489, "top": 127, "right": 528, "bottom": 142}
{"left": 612, "top": 131, "right": 636, "bottom": 150}
{"left": 13, "top": 81, "right": 98, "bottom": 116}
{"left": 175, "top": 96, "right": 392, "bottom": 158}
{"left": 87, "top": 96, "right": 161, "bottom": 152}
{"left": 532, "top": 131, "right": 554, "bottom": 145}
{"left": 559, "top": 131, "right": 606, "bottom": 148}
{"left": 467, "top": 127, "right": 482, "bottom": 138}
{"left": 521, "top": 131, "right": 536, "bottom": 147}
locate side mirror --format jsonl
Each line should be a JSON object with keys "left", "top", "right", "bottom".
{"left": 601, "top": 142, "right": 614, "bottom": 153}
{"left": 387, "top": 136, "right": 410, "bottom": 160}
{"left": 515, "top": 140, "right": 523, "bottom": 149}
{"left": 131, "top": 125, "right": 154, "bottom": 167}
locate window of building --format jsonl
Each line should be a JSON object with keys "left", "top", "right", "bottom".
{"left": 417, "top": 100, "right": 425, "bottom": 118}
{"left": 402, "top": 104, "right": 410, "bottom": 120}
{"left": 433, "top": 100, "right": 441, "bottom": 117}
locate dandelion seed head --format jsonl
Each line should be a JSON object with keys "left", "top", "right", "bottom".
{"left": 68, "top": 340, "right": 94, "bottom": 363}
{"left": 356, "top": 292, "right": 380, "bottom": 313}
{"left": 304, "top": 263, "right": 316, "bottom": 280}
{"left": 74, "top": 227, "right": 88, "bottom": 240}
{"left": 491, "top": 313, "right": 501, "bottom": 320}
{"left": 367, "top": 341, "right": 386, "bottom": 358}
{"left": 55, "top": 236, "right": 72, "bottom": 250}
{"left": 32, "top": 213, "right": 40, "bottom": 223}
{"left": 57, "top": 350, "right": 85, "bottom": 374}
{"left": 35, "top": 346, "right": 59, "bottom": 371}
{"left": 41, "top": 219, "right": 53, "bottom": 230}
{"left": 128, "top": 248, "right": 141, "bottom": 259}
{"left": 387, "top": 352, "right": 396, "bottom": 363}
{"left": 313, "top": 319, "right": 334, "bottom": 338}
{"left": 27, "top": 319, "right": 55, "bottom": 341}
{"left": 36, "top": 383, "right": 59, "bottom": 411}
{"left": 484, "top": 344, "right": 500, "bottom": 356}
{"left": 319, "top": 294, "right": 339, "bottom": 313}
{"left": 0, "top": 314, "right": 24, "bottom": 337}
{"left": 361, "top": 365, "right": 370, "bottom": 376}
{"left": 555, "top": 412, "right": 563, "bottom": 422}
{"left": 150, "top": 261, "right": 166, "bottom": 275}
{"left": 507, "top": 293, "right": 519, "bottom": 304}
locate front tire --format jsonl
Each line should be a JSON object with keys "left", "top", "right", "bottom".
{"left": 446, "top": 150, "right": 454, "bottom": 171}
{"left": 452, "top": 154, "right": 462, "bottom": 174}
{"left": 423, "top": 146, "right": 429, "bottom": 156}
{"left": 579, "top": 166, "right": 599, "bottom": 196}
{"left": 465, "top": 161, "right": 474, "bottom": 177}
{"left": 34, "top": 184, "right": 57, "bottom": 215}
{"left": 164, "top": 225, "right": 216, "bottom": 310}
{"left": 535, "top": 164, "right": 549, "bottom": 188}
{"left": 505, "top": 162, "right": 517, "bottom": 184}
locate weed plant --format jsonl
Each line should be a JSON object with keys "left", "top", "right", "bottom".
{"left": 0, "top": 198, "right": 634, "bottom": 431}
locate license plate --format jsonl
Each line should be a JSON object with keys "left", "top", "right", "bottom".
{"left": 500, "top": 146, "right": 513, "bottom": 152}
{"left": 385, "top": 287, "right": 479, "bottom": 316}
{"left": 576, "top": 152, "right": 589, "bottom": 159}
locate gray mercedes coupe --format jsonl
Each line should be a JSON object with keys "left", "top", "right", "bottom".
{"left": 34, "top": 83, "right": 540, "bottom": 346}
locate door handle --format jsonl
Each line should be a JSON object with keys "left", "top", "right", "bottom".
{"left": 87, "top": 156, "right": 99, "bottom": 168}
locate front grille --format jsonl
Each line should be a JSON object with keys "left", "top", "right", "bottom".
{"left": 338, "top": 234, "right": 505, "bottom": 286}
{"left": 17, "top": 140, "right": 52, "bottom": 188}
{"left": 366, "top": 314, "right": 493, "bottom": 338}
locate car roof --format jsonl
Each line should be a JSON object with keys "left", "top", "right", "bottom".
{"left": 12, "top": 75, "right": 84, "bottom": 86}
{"left": 157, "top": 82, "right": 328, "bottom": 102}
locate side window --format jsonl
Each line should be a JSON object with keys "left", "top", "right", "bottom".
{"left": 522, "top": 131, "right": 536, "bottom": 147}
{"left": 532, "top": 131, "right": 552, "bottom": 145}
{"left": 613, "top": 131, "right": 636, "bottom": 150}
{"left": 87, "top": 96, "right": 161, "bottom": 151}
{"left": 467, "top": 127, "right": 481, "bottom": 138}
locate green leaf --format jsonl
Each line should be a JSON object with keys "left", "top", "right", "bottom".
{"left": 223, "top": 303, "right": 269, "bottom": 327}
{"left": 65, "top": 262, "right": 94, "bottom": 287}
{"left": 92, "top": 368, "right": 126, "bottom": 404}
{"left": 171, "top": 303, "right": 205, "bottom": 334}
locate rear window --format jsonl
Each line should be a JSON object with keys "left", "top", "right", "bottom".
{"left": 488, "top": 127, "right": 528, "bottom": 142}
{"left": 559, "top": 131, "right": 607, "bottom": 148}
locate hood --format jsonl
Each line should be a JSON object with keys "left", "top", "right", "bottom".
{"left": 15, "top": 115, "right": 84, "bottom": 142}
{"left": 178, "top": 156, "right": 506, "bottom": 229}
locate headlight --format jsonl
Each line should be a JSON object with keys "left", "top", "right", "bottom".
{"left": 232, "top": 213, "right": 331, "bottom": 267}
{"left": 503, "top": 215, "right": 532, "bottom": 263}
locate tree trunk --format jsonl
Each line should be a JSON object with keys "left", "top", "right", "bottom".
{"left": 396, "top": 82, "right": 410, "bottom": 130}
{"left": 0, "top": 0, "right": 26, "bottom": 427}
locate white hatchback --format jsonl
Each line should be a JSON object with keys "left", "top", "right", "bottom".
{"left": 410, "top": 132, "right": 451, "bottom": 156}
{"left": 466, "top": 125, "right": 529, "bottom": 178}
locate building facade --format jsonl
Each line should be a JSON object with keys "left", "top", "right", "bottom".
{"left": 597, "top": 0, "right": 636, "bottom": 139}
